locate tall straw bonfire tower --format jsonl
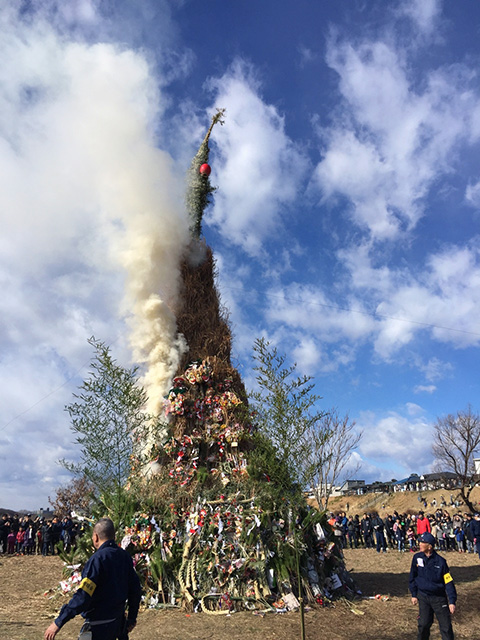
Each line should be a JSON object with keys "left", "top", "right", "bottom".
{"left": 125, "top": 112, "right": 353, "bottom": 613}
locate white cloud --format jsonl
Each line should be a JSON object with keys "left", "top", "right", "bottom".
{"left": 418, "top": 357, "right": 452, "bottom": 383}
{"left": 313, "top": 28, "right": 480, "bottom": 240}
{"left": 348, "top": 452, "right": 385, "bottom": 483}
{"left": 205, "top": 59, "right": 308, "bottom": 256}
{"left": 465, "top": 180, "right": 480, "bottom": 209}
{"left": 406, "top": 402, "right": 425, "bottom": 416}
{"left": 414, "top": 385, "right": 437, "bottom": 394}
{"left": 337, "top": 244, "right": 394, "bottom": 295}
{"left": 57, "top": 0, "right": 98, "bottom": 25}
{"left": 264, "top": 284, "right": 376, "bottom": 342}
{"left": 239, "top": 233, "right": 480, "bottom": 372}
{"left": 358, "top": 408, "right": 433, "bottom": 474}
{"left": 334, "top": 240, "right": 480, "bottom": 358}
{"left": 374, "top": 243, "right": 480, "bottom": 356}
{"left": 398, "top": 0, "right": 442, "bottom": 35}
{"left": 291, "top": 337, "right": 321, "bottom": 374}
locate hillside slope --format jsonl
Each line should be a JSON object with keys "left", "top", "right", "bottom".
{"left": 325, "top": 486, "right": 480, "bottom": 515}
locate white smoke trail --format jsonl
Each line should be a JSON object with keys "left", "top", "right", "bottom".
{"left": 63, "top": 41, "right": 191, "bottom": 415}
{"left": 0, "top": 8, "right": 190, "bottom": 417}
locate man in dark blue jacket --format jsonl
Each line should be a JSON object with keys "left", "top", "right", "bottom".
{"left": 471, "top": 513, "right": 480, "bottom": 559}
{"left": 44, "top": 518, "right": 142, "bottom": 640}
{"left": 409, "top": 532, "right": 456, "bottom": 640}
{"left": 371, "top": 514, "right": 387, "bottom": 553}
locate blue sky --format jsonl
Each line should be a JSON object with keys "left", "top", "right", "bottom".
{"left": 1, "top": 0, "right": 480, "bottom": 510}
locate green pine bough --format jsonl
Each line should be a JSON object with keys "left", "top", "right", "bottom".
{"left": 186, "top": 109, "right": 226, "bottom": 238}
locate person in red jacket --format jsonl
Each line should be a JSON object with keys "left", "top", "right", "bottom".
{"left": 416, "top": 511, "right": 431, "bottom": 540}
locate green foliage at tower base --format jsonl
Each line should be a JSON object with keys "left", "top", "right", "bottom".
{"left": 120, "top": 358, "right": 356, "bottom": 613}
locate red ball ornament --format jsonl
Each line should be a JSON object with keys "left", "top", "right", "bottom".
{"left": 199, "top": 163, "right": 211, "bottom": 176}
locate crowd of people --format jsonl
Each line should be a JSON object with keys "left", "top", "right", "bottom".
{"left": 0, "top": 513, "right": 83, "bottom": 556}
{"left": 329, "top": 509, "right": 480, "bottom": 557}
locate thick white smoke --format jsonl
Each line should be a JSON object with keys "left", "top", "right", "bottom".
{"left": 0, "top": 9, "right": 189, "bottom": 419}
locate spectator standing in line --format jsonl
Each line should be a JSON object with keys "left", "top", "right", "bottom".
{"left": 36, "top": 523, "right": 43, "bottom": 555}
{"left": 416, "top": 511, "right": 431, "bottom": 538}
{"left": 407, "top": 526, "right": 416, "bottom": 552}
{"left": 16, "top": 526, "right": 25, "bottom": 553}
{"left": 394, "top": 518, "right": 406, "bottom": 552}
{"left": 385, "top": 515, "right": 395, "bottom": 548}
{"left": 435, "top": 520, "right": 446, "bottom": 551}
{"left": 11, "top": 515, "right": 19, "bottom": 539}
{"left": 7, "top": 528, "right": 15, "bottom": 554}
{"left": 454, "top": 526, "right": 465, "bottom": 552}
{"left": 409, "top": 532, "right": 456, "bottom": 640}
{"left": 361, "top": 513, "right": 374, "bottom": 549}
{"left": 22, "top": 524, "right": 35, "bottom": 555}
{"left": 346, "top": 516, "right": 358, "bottom": 548}
{"left": 354, "top": 514, "right": 363, "bottom": 546}
{"left": 471, "top": 513, "right": 480, "bottom": 559}
{"left": 61, "top": 516, "right": 74, "bottom": 553}
{"left": 443, "top": 516, "right": 456, "bottom": 552}
{"left": 340, "top": 512, "right": 348, "bottom": 548}
{"left": 333, "top": 515, "right": 344, "bottom": 548}
{"left": 51, "top": 516, "right": 62, "bottom": 554}
{"left": 452, "top": 513, "right": 463, "bottom": 529}
{"left": 0, "top": 515, "right": 9, "bottom": 553}
{"left": 371, "top": 513, "right": 387, "bottom": 553}
{"left": 42, "top": 521, "right": 53, "bottom": 556}
{"left": 463, "top": 513, "right": 474, "bottom": 554}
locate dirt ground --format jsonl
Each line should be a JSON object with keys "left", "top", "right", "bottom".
{"left": 1, "top": 547, "right": 479, "bottom": 640}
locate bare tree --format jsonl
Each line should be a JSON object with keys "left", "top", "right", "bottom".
{"left": 305, "top": 409, "right": 362, "bottom": 511}
{"left": 49, "top": 476, "right": 95, "bottom": 518}
{"left": 432, "top": 405, "right": 480, "bottom": 512}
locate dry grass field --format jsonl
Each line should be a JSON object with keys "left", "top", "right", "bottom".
{"left": 1, "top": 545, "right": 479, "bottom": 640}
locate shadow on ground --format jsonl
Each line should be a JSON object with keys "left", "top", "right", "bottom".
{"left": 352, "top": 570, "right": 409, "bottom": 596}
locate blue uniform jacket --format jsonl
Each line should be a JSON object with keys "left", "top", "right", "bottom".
{"left": 55, "top": 539, "right": 142, "bottom": 629}
{"left": 470, "top": 518, "right": 480, "bottom": 540}
{"left": 409, "top": 549, "right": 456, "bottom": 604}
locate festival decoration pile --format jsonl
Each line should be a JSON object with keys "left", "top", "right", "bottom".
{"left": 56, "top": 112, "right": 357, "bottom": 615}
{"left": 119, "top": 493, "right": 355, "bottom": 613}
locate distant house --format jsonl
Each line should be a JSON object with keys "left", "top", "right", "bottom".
{"left": 363, "top": 480, "right": 393, "bottom": 494}
{"left": 312, "top": 463, "right": 479, "bottom": 503}
{"left": 474, "top": 456, "right": 480, "bottom": 476}
{"left": 393, "top": 474, "right": 421, "bottom": 492}
{"left": 420, "top": 472, "right": 459, "bottom": 490}
{"left": 339, "top": 479, "right": 366, "bottom": 495}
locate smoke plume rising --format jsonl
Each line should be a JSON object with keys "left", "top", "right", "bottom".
{"left": 0, "top": 7, "right": 190, "bottom": 418}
